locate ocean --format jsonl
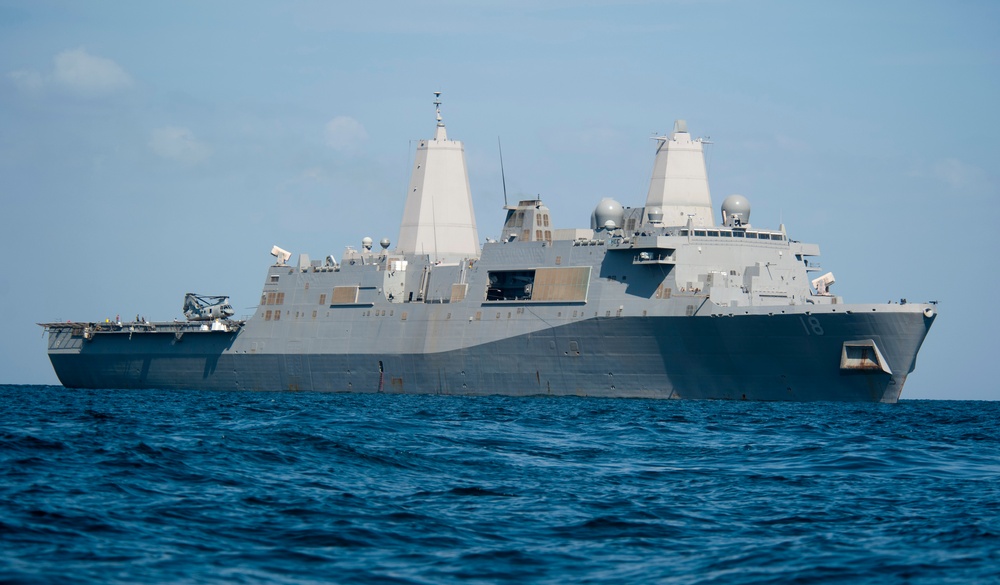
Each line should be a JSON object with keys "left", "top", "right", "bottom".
{"left": 1, "top": 385, "right": 998, "bottom": 584}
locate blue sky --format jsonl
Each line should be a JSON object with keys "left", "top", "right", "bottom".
{"left": 1, "top": 1, "right": 997, "bottom": 399}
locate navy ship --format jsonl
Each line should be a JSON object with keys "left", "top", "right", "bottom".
{"left": 40, "top": 94, "right": 936, "bottom": 401}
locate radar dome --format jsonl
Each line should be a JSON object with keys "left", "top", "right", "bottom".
{"left": 379, "top": 238, "right": 391, "bottom": 250}
{"left": 721, "top": 195, "right": 751, "bottom": 227}
{"left": 647, "top": 207, "right": 663, "bottom": 223}
{"left": 592, "top": 198, "right": 624, "bottom": 230}
{"left": 362, "top": 237, "right": 373, "bottom": 251}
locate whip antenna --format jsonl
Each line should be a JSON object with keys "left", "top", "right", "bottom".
{"left": 498, "top": 136, "right": 508, "bottom": 207}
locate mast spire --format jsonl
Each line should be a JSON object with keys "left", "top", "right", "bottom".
{"left": 432, "top": 91, "right": 447, "bottom": 140}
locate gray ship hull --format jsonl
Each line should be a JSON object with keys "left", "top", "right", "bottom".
{"left": 40, "top": 108, "right": 937, "bottom": 401}
{"left": 45, "top": 306, "right": 934, "bottom": 402}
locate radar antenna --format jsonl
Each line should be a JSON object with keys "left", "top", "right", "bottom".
{"left": 434, "top": 91, "right": 443, "bottom": 126}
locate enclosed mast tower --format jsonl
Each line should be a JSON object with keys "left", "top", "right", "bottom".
{"left": 396, "top": 92, "right": 480, "bottom": 263}
{"left": 644, "top": 120, "right": 715, "bottom": 227}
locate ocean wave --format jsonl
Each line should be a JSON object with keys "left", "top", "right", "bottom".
{"left": 1, "top": 385, "right": 998, "bottom": 584}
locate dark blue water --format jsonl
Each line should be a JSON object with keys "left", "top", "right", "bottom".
{"left": 2, "top": 385, "right": 998, "bottom": 584}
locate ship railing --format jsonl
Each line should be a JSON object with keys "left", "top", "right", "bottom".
{"left": 38, "top": 319, "right": 245, "bottom": 335}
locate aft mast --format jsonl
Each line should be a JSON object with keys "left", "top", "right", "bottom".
{"left": 644, "top": 120, "right": 714, "bottom": 227}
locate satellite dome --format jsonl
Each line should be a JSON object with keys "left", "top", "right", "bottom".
{"left": 721, "top": 195, "right": 751, "bottom": 227}
{"left": 592, "top": 198, "right": 624, "bottom": 230}
{"left": 647, "top": 207, "right": 663, "bottom": 223}
{"left": 362, "top": 237, "right": 373, "bottom": 250}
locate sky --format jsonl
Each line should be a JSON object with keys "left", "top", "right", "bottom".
{"left": 1, "top": 1, "right": 997, "bottom": 399}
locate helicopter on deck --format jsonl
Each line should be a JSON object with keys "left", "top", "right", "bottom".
{"left": 183, "top": 293, "right": 235, "bottom": 321}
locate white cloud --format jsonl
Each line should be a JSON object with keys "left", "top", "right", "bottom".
{"left": 148, "top": 126, "right": 213, "bottom": 165}
{"left": 300, "top": 167, "right": 326, "bottom": 181}
{"left": 52, "top": 48, "right": 132, "bottom": 96}
{"left": 325, "top": 116, "right": 368, "bottom": 152}
{"left": 774, "top": 134, "right": 810, "bottom": 152}
{"left": 8, "top": 70, "right": 43, "bottom": 93}
{"left": 7, "top": 47, "right": 132, "bottom": 97}
{"left": 931, "top": 158, "right": 986, "bottom": 190}
{"left": 544, "top": 124, "right": 624, "bottom": 154}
